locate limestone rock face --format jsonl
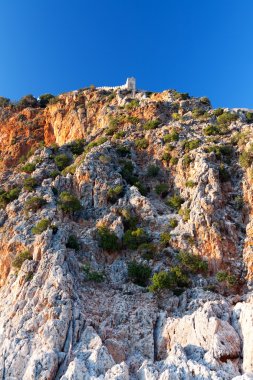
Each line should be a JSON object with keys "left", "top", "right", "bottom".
{"left": 0, "top": 88, "right": 252, "bottom": 379}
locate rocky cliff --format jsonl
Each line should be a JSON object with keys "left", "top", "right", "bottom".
{"left": 0, "top": 88, "right": 252, "bottom": 379}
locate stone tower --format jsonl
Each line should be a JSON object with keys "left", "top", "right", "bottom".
{"left": 126, "top": 77, "right": 136, "bottom": 96}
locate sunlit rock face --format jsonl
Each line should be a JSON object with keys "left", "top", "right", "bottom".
{"left": 0, "top": 87, "right": 252, "bottom": 379}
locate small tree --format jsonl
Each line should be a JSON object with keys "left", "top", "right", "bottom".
{"left": 66, "top": 235, "right": 80, "bottom": 250}
{"left": 12, "top": 250, "right": 32, "bottom": 269}
{"left": 107, "top": 185, "right": 123, "bottom": 203}
{"left": 54, "top": 154, "right": 71, "bottom": 170}
{"left": 39, "top": 94, "right": 55, "bottom": 108}
{"left": 32, "top": 219, "right": 50, "bottom": 234}
{"left": 58, "top": 192, "right": 82, "bottom": 213}
{"left": 149, "top": 271, "right": 173, "bottom": 292}
{"left": 128, "top": 261, "right": 151, "bottom": 286}
{"left": 123, "top": 228, "right": 148, "bottom": 249}
{"left": 97, "top": 226, "right": 120, "bottom": 252}
{"left": 0, "top": 96, "right": 10, "bottom": 107}
{"left": 24, "top": 197, "right": 47, "bottom": 211}
{"left": 17, "top": 94, "right": 38, "bottom": 108}
{"left": 21, "top": 162, "right": 36, "bottom": 173}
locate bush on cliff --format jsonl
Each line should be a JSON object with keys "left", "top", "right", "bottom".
{"left": 12, "top": 250, "right": 32, "bottom": 270}
{"left": 54, "top": 154, "right": 71, "bottom": 170}
{"left": 66, "top": 234, "right": 80, "bottom": 251}
{"left": 58, "top": 191, "right": 82, "bottom": 213}
{"left": 123, "top": 228, "right": 149, "bottom": 250}
{"left": 0, "top": 187, "right": 20, "bottom": 208}
{"left": 128, "top": 261, "right": 151, "bottom": 287}
{"left": 97, "top": 226, "right": 120, "bottom": 252}
{"left": 24, "top": 196, "right": 47, "bottom": 211}
{"left": 21, "top": 162, "right": 36, "bottom": 174}
{"left": 32, "top": 219, "right": 50, "bottom": 234}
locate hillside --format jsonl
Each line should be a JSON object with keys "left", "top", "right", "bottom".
{"left": 0, "top": 87, "right": 252, "bottom": 379}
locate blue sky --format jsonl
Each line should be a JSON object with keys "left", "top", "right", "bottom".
{"left": 0, "top": 0, "right": 253, "bottom": 108}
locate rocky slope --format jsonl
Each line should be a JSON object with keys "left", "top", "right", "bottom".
{"left": 0, "top": 88, "right": 252, "bottom": 379}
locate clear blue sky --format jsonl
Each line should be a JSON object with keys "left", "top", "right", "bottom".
{"left": 0, "top": 0, "right": 253, "bottom": 108}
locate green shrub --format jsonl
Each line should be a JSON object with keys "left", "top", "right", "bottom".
{"left": 182, "top": 154, "right": 192, "bottom": 167}
{"left": 39, "top": 93, "right": 55, "bottom": 107}
{"left": 69, "top": 139, "right": 85, "bottom": 155}
{"left": 113, "top": 130, "right": 126, "bottom": 139}
{"left": 167, "top": 194, "right": 184, "bottom": 211}
{"left": 17, "top": 94, "right": 38, "bottom": 108}
{"left": 246, "top": 112, "right": 253, "bottom": 124}
{"left": 185, "top": 180, "right": 197, "bottom": 188}
{"left": 147, "top": 165, "right": 160, "bottom": 177}
{"left": 83, "top": 265, "right": 104, "bottom": 282}
{"left": 12, "top": 250, "right": 32, "bottom": 269}
{"left": 160, "top": 232, "right": 171, "bottom": 246}
{"left": 192, "top": 108, "right": 205, "bottom": 118}
{"left": 216, "top": 271, "right": 236, "bottom": 286}
{"left": 169, "top": 218, "right": 178, "bottom": 228}
{"left": 162, "top": 151, "right": 171, "bottom": 161}
{"left": 155, "top": 183, "right": 169, "bottom": 197}
{"left": 66, "top": 235, "right": 80, "bottom": 250}
{"left": 149, "top": 271, "right": 173, "bottom": 292}
{"left": 143, "top": 119, "right": 160, "bottom": 130}
{"left": 120, "top": 161, "right": 135, "bottom": 183}
{"left": 170, "top": 157, "right": 178, "bottom": 165}
{"left": 120, "top": 209, "right": 138, "bottom": 230}
{"left": 54, "top": 154, "right": 71, "bottom": 170}
{"left": 32, "top": 219, "right": 50, "bottom": 234}
{"left": 219, "top": 164, "right": 230, "bottom": 182}
{"left": 239, "top": 151, "right": 253, "bottom": 168}
{"left": 97, "top": 226, "right": 120, "bottom": 251}
{"left": 203, "top": 125, "right": 220, "bottom": 136}
{"left": 217, "top": 112, "right": 238, "bottom": 127}
{"left": 171, "top": 112, "right": 180, "bottom": 120}
{"left": 170, "top": 265, "right": 190, "bottom": 287}
{"left": 213, "top": 108, "right": 224, "bottom": 117}
{"left": 61, "top": 164, "right": 77, "bottom": 175}
{"left": 58, "top": 191, "right": 82, "bottom": 213}
{"left": 23, "top": 177, "right": 38, "bottom": 192}
{"left": 0, "top": 187, "right": 20, "bottom": 208}
{"left": 216, "top": 271, "right": 228, "bottom": 282}
{"left": 179, "top": 207, "right": 190, "bottom": 222}
{"left": 0, "top": 96, "right": 10, "bottom": 107}
{"left": 21, "top": 162, "right": 36, "bottom": 173}
{"left": 116, "top": 145, "right": 131, "bottom": 157}
{"left": 107, "top": 185, "right": 123, "bottom": 203}
{"left": 138, "top": 243, "right": 156, "bottom": 260}
{"left": 50, "top": 170, "right": 60, "bottom": 179}
{"left": 24, "top": 196, "right": 47, "bottom": 211}
{"left": 123, "top": 228, "right": 148, "bottom": 249}
{"left": 125, "top": 99, "right": 140, "bottom": 110}
{"left": 177, "top": 251, "right": 208, "bottom": 273}
{"left": 163, "top": 130, "right": 179, "bottom": 143}
{"left": 128, "top": 261, "right": 151, "bottom": 286}
{"left": 135, "top": 138, "right": 149, "bottom": 149}
{"left": 182, "top": 139, "right": 200, "bottom": 152}
{"left": 205, "top": 144, "right": 233, "bottom": 159}
{"left": 200, "top": 97, "right": 211, "bottom": 105}
{"left": 173, "top": 91, "right": 189, "bottom": 100}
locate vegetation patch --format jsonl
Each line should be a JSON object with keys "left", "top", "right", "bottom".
{"left": 123, "top": 228, "right": 149, "bottom": 250}
{"left": 32, "top": 219, "right": 50, "bottom": 234}
{"left": 0, "top": 187, "right": 20, "bottom": 209}
{"left": 25, "top": 196, "right": 47, "bottom": 211}
{"left": 97, "top": 226, "right": 120, "bottom": 252}
{"left": 12, "top": 250, "right": 32, "bottom": 270}
{"left": 128, "top": 261, "right": 151, "bottom": 286}
{"left": 58, "top": 191, "right": 82, "bottom": 213}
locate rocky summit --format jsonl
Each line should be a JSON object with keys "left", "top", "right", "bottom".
{"left": 0, "top": 87, "right": 252, "bottom": 380}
